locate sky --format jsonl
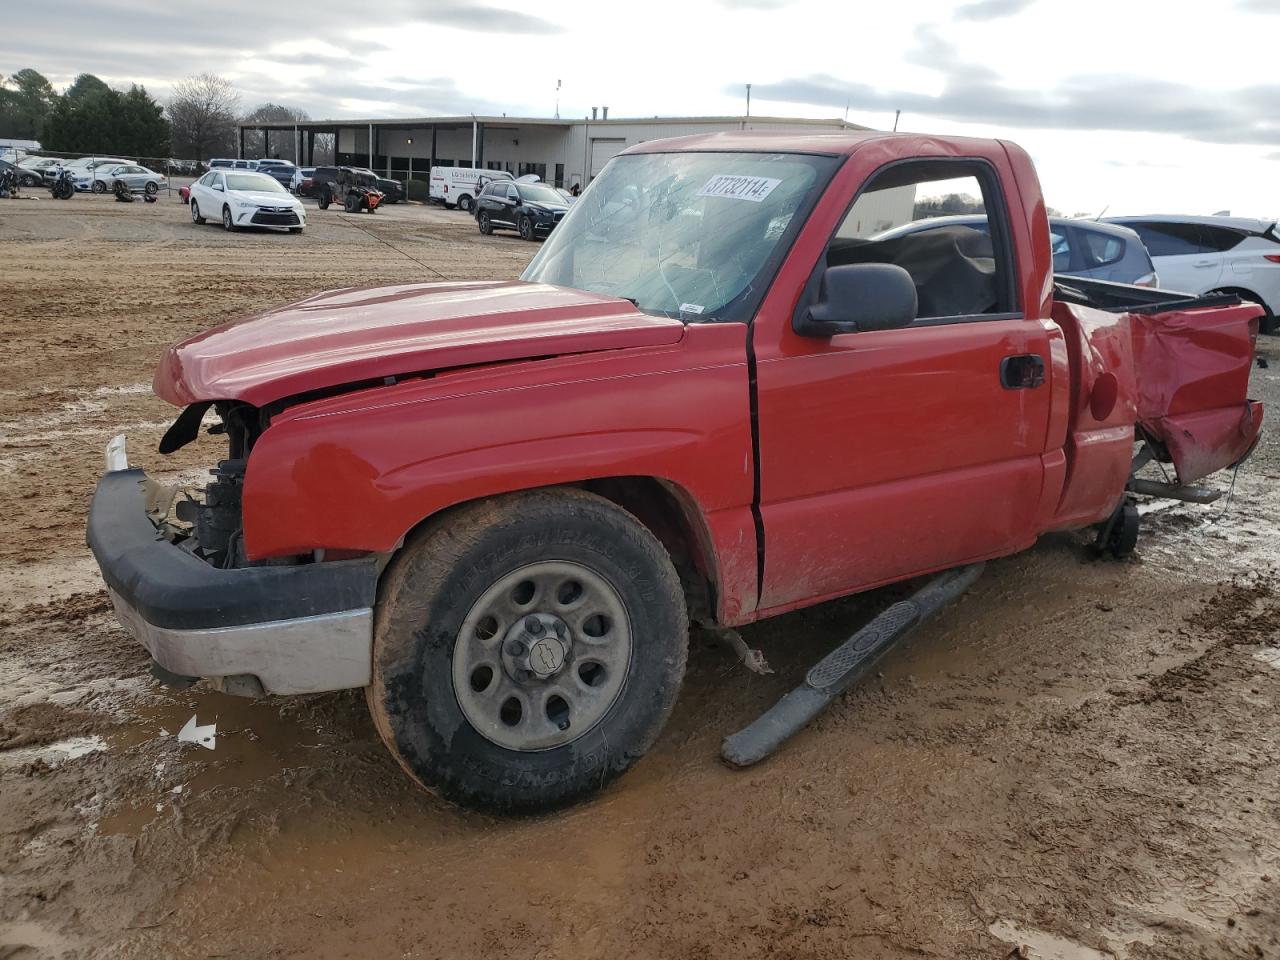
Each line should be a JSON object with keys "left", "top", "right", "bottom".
{"left": 4, "top": 0, "right": 1279, "bottom": 217}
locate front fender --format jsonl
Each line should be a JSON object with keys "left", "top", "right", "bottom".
{"left": 240, "top": 324, "right": 760, "bottom": 617}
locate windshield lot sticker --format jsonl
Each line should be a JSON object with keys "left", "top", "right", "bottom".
{"left": 680, "top": 303, "right": 706, "bottom": 315}
{"left": 697, "top": 174, "right": 782, "bottom": 203}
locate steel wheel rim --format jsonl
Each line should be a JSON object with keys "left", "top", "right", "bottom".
{"left": 452, "top": 560, "right": 632, "bottom": 752}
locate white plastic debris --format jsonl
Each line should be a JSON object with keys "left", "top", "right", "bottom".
{"left": 177, "top": 715, "right": 216, "bottom": 750}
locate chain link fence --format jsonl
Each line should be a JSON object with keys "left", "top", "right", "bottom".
{"left": 4, "top": 147, "right": 205, "bottom": 198}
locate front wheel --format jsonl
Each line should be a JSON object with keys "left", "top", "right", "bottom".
{"left": 222, "top": 205, "right": 236, "bottom": 231}
{"left": 478, "top": 211, "right": 492, "bottom": 235}
{"left": 518, "top": 215, "right": 535, "bottom": 241}
{"left": 368, "top": 488, "right": 688, "bottom": 814}
{"left": 191, "top": 200, "right": 205, "bottom": 224}
{"left": 91, "top": 180, "right": 106, "bottom": 194}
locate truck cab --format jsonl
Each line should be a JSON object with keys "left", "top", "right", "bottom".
{"left": 88, "top": 132, "right": 1263, "bottom": 814}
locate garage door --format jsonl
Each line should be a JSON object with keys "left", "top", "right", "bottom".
{"left": 589, "top": 138, "right": 626, "bottom": 180}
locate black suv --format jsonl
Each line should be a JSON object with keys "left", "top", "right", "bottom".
{"left": 475, "top": 180, "right": 570, "bottom": 240}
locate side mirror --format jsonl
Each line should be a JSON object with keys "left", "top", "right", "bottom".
{"left": 795, "top": 263, "right": 918, "bottom": 337}
{"left": 213, "top": 183, "right": 224, "bottom": 192}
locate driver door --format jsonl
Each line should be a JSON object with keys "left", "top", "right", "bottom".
{"left": 751, "top": 153, "right": 1053, "bottom": 613}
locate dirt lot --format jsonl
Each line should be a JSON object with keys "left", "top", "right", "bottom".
{"left": 1, "top": 193, "right": 1278, "bottom": 960}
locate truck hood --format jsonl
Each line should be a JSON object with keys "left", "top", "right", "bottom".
{"left": 154, "top": 281, "right": 685, "bottom": 407}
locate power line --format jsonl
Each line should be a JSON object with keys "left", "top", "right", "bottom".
{"left": 335, "top": 213, "right": 449, "bottom": 281}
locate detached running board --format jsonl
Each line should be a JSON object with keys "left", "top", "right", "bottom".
{"left": 721, "top": 563, "right": 984, "bottom": 768}
{"left": 1127, "top": 478, "right": 1222, "bottom": 504}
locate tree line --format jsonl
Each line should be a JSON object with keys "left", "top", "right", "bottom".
{"left": 0, "top": 68, "right": 308, "bottom": 161}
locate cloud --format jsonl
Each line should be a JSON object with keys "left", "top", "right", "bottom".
{"left": 742, "top": 29, "right": 1280, "bottom": 147}
{"left": 1238, "top": 0, "right": 1279, "bottom": 11}
{"left": 955, "top": 0, "right": 1036, "bottom": 20}
{"left": 422, "top": 5, "right": 560, "bottom": 33}
{"left": 1268, "top": 152, "right": 1280, "bottom": 162}
{"left": 3, "top": 0, "right": 555, "bottom": 116}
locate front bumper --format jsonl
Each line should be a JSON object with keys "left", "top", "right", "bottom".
{"left": 86, "top": 438, "right": 378, "bottom": 695}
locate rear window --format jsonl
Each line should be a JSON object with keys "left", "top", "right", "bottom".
{"left": 1081, "top": 229, "right": 1125, "bottom": 266}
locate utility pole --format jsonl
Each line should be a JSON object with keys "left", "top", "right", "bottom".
{"left": 892, "top": 109, "right": 901, "bottom": 132}
{"left": 745, "top": 83, "right": 752, "bottom": 119}
{"left": 555, "top": 79, "right": 561, "bottom": 120}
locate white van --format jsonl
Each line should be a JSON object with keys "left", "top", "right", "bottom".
{"left": 429, "top": 167, "right": 513, "bottom": 212}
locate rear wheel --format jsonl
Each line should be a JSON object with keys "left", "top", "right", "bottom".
{"left": 457, "top": 194, "right": 473, "bottom": 212}
{"left": 145, "top": 181, "right": 159, "bottom": 196}
{"left": 1103, "top": 500, "right": 1140, "bottom": 558}
{"left": 344, "top": 193, "right": 359, "bottom": 213}
{"left": 318, "top": 191, "right": 330, "bottom": 210}
{"left": 367, "top": 488, "right": 688, "bottom": 814}
{"left": 190, "top": 200, "right": 205, "bottom": 225}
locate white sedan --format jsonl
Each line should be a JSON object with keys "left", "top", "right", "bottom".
{"left": 188, "top": 170, "right": 306, "bottom": 233}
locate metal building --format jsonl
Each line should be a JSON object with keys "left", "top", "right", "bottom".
{"left": 237, "top": 113, "right": 871, "bottom": 191}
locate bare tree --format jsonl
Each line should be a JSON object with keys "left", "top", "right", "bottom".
{"left": 168, "top": 73, "right": 240, "bottom": 161}
{"left": 242, "top": 103, "right": 310, "bottom": 159}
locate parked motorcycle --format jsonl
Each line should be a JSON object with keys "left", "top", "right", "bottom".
{"left": 48, "top": 168, "right": 75, "bottom": 200}
{"left": 0, "top": 167, "right": 19, "bottom": 199}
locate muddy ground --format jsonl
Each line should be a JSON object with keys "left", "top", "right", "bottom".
{"left": 1, "top": 193, "right": 1278, "bottom": 960}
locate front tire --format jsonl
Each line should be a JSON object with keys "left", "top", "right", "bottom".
{"left": 368, "top": 488, "right": 688, "bottom": 814}
{"left": 191, "top": 200, "right": 205, "bottom": 224}
{"left": 519, "top": 215, "right": 535, "bottom": 241}
{"left": 222, "top": 205, "right": 236, "bottom": 231}
{"left": 478, "top": 211, "right": 492, "bottom": 235}
{"left": 92, "top": 180, "right": 106, "bottom": 194}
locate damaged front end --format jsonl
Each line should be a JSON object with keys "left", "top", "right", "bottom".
{"left": 146, "top": 400, "right": 265, "bottom": 570}
{"left": 86, "top": 400, "right": 379, "bottom": 698}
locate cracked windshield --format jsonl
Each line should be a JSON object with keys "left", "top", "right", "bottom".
{"left": 522, "top": 152, "right": 834, "bottom": 321}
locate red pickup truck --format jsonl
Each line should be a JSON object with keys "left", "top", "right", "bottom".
{"left": 88, "top": 132, "right": 1263, "bottom": 813}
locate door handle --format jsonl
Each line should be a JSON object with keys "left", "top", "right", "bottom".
{"left": 1000, "top": 354, "right": 1046, "bottom": 390}
{"left": 1193, "top": 260, "right": 1216, "bottom": 267}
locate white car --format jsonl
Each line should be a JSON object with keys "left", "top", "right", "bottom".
{"left": 79, "top": 162, "right": 168, "bottom": 195}
{"left": 1105, "top": 215, "right": 1280, "bottom": 333}
{"left": 188, "top": 169, "right": 306, "bottom": 233}
{"left": 291, "top": 166, "right": 315, "bottom": 193}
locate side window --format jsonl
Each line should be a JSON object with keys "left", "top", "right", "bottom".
{"left": 1131, "top": 222, "right": 1210, "bottom": 257}
{"left": 1049, "top": 227, "right": 1073, "bottom": 272}
{"left": 827, "top": 161, "right": 1016, "bottom": 320}
{"left": 1081, "top": 229, "right": 1125, "bottom": 267}
{"left": 1200, "top": 225, "right": 1246, "bottom": 252}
